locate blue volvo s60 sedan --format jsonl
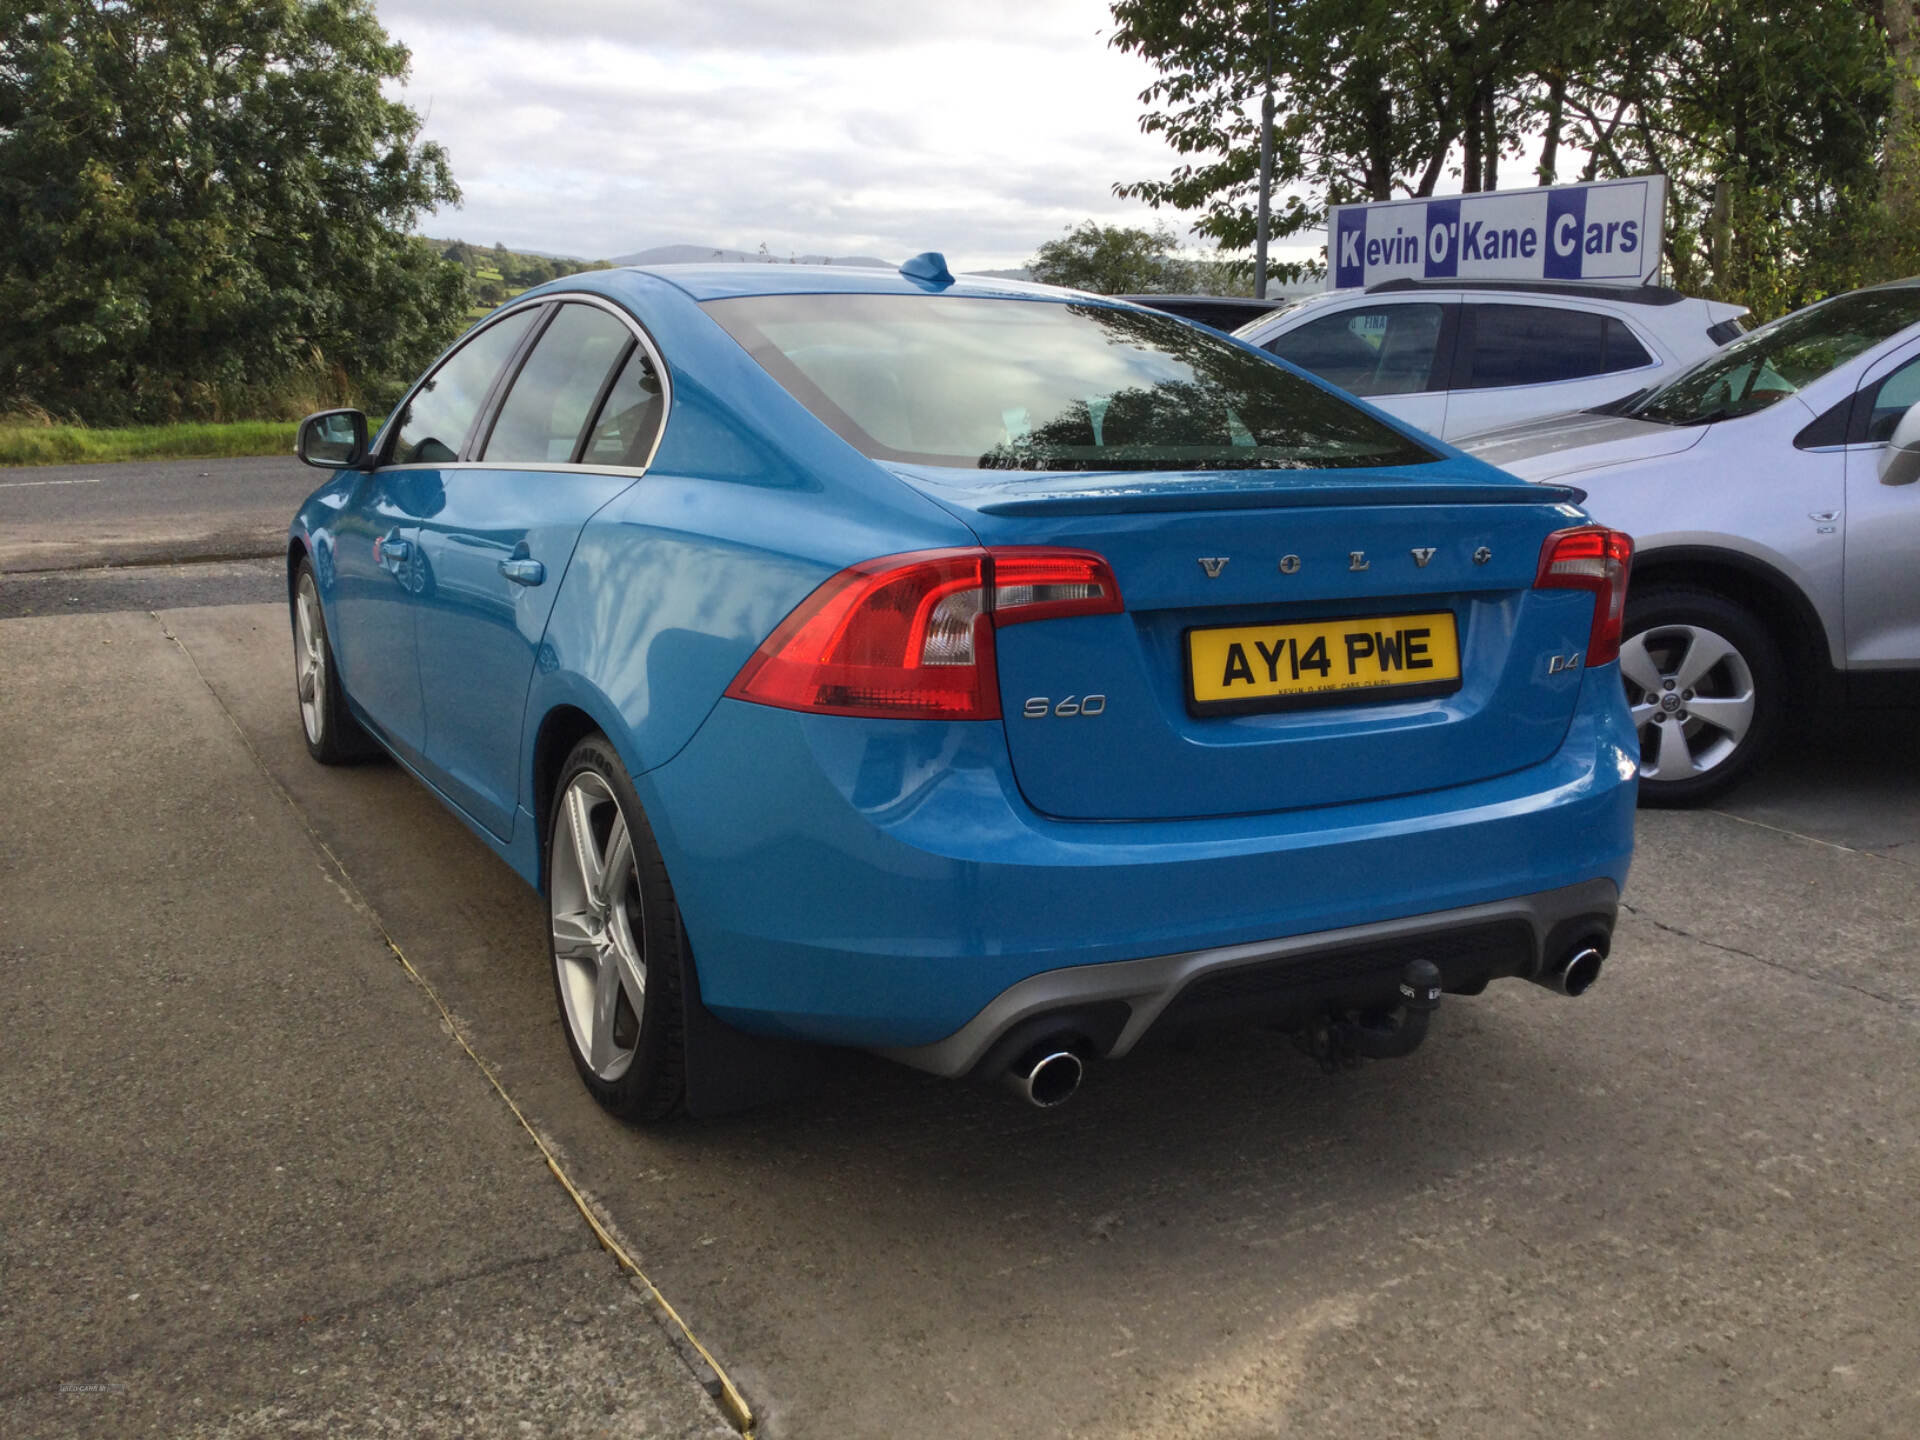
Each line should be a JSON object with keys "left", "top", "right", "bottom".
{"left": 288, "top": 256, "right": 1637, "bottom": 1120}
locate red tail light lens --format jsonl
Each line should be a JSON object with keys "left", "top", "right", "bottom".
{"left": 725, "top": 546, "right": 1122, "bottom": 720}
{"left": 1534, "top": 526, "right": 1634, "bottom": 667}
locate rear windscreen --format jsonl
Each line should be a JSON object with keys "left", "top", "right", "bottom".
{"left": 703, "top": 294, "right": 1439, "bottom": 472}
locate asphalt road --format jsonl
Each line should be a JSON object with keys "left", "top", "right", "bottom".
{"left": 0, "top": 557, "right": 285, "bottom": 619}
{"left": 0, "top": 455, "right": 313, "bottom": 573}
{"left": 5, "top": 560, "right": 1916, "bottom": 1437}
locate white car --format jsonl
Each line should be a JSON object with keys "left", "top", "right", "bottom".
{"left": 1236, "top": 280, "right": 1748, "bottom": 441}
{"left": 1462, "top": 278, "right": 1920, "bottom": 804}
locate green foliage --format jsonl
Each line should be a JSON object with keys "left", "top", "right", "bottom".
{"left": 1110, "top": 0, "right": 1563, "bottom": 282}
{"left": 1027, "top": 220, "right": 1251, "bottom": 294}
{"left": 0, "top": 0, "right": 469, "bottom": 423}
{"left": 1109, "top": 0, "right": 1920, "bottom": 316}
{"left": 423, "top": 238, "right": 614, "bottom": 318}
{"left": 1556, "top": 1, "right": 1913, "bottom": 316}
{"left": 0, "top": 415, "right": 300, "bottom": 466}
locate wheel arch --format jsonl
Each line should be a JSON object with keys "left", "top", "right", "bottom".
{"left": 286, "top": 536, "right": 309, "bottom": 601}
{"left": 1629, "top": 544, "right": 1835, "bottom": 709}
{"left": 526, "top": 687, "right": 665, "bottom": 893}
{"left": 529, "top": 703, "right": 608, "bottom": 890}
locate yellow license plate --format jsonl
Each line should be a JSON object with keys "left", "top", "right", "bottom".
{"left": 1187, "top": 611, "right": 1461, "bottom": 712}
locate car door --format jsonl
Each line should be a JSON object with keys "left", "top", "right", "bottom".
{"left": 1840, "top": 344, "right": 1920, "bottom": 667}
{"left": 1260, "top": 299, "right": 1454, "bottom": 436}
{"left": 330, "top": 307, "right": 541, "bottom": 762}
{"left": 411, "top": 299, "right": 667, "bottom": 839}
{"left": 1440, "top": 302, "right": 1660, "bottom": 439}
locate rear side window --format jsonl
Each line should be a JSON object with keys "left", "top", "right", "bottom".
{"left": 1458, "top": 305, "right": 1651, "bottom": 390}
{"left": 389, "top": 309, "right": 538, "bottom": 465}
{"left": 1603, "top": 317, "right": 1653, "bottom": 370}
{"left": 483, "top": 304, "right": 634, "bottom": 463}
{"left": 704, "top": 294, "right": 1437, "bottom": 472}
{"left": 1265, "top": 304, "right": 1444, "bottom": 396}
{"left": 581, "top": 345, "right": 667, "bottom": 467}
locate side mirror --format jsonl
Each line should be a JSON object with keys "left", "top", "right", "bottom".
{"left": 296, "top": 409, "right": 370, "bottom": 470}
{"left": 1878, "top": 402, "right": 1920, "bottom": 486}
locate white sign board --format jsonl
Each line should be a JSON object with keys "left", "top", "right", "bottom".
{"left": 1327, "top": 176, "right": 1666, "bottom": 290}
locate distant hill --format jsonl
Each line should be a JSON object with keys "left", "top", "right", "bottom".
{"left": 610, "top": 244, "right": 895, "bottom": 268}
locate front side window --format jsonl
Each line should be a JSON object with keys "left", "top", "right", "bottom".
{"left": 482, "top": 303, "right": 635, "bottom": 463}
{"left": 1631, "top": 286, "right": 1920, "bottom": 425}
{"left": 389, "top": 309, "right": 538, "bottom": 465}
{"left": 704, "top": 294, "right": 1437, "bottom": 472}
{"left": 1266, "top": 303, "right": 1444, "bottom": 397}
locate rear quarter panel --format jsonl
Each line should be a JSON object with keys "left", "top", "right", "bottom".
{"left": 520, "top": 272, "right": 978, "bottom": 831}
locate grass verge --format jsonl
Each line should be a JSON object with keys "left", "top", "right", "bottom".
{"left": 0, "top": 418, "right": 299, "bottom": 468}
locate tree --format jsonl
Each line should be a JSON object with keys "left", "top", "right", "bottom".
{"left": 1108, "top": 0, "right": 1920, "bottom": 315}
{"left": 1027, "top": 220, "right": 1194, "bottom": 292}
{"left": 0, "top": 0, "right": 469, "bottom": 423}
{"left": 1554, "top": 0, "right": 1902, "bottom": 314}
{"left": 1109, "top": 0, "right": 1587, "bottom": 280}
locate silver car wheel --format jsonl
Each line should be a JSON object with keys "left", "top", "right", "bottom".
{"left": 549, "top": 770, "right": 647, "bottom": 1082}
{"left": 294, "top": 576, "right": 326, "bottom": 746}
{"left": 1619, "top": 623, "right": 1757, "bottom": 783}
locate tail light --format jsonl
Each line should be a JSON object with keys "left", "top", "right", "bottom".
{"left": 1534, "top": 526, "right": 1634, "bottom": 666}
{"left": 725, "top": 546, "right": 1122, "bottom": 720}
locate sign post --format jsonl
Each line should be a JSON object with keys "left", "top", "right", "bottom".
{"left": 1327, "top": 176, "right": 1667, "bottom": 290}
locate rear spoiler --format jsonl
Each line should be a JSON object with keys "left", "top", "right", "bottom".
{"left": 977, "top": 479, "right": 1585, "bottom": 518}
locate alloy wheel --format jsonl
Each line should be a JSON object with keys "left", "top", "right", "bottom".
{"left": 549, "top": 770, "right": 648, "bottom": 1081}
{"left": 295, "top": 579, "right": 326, "bottom": 746}
{"left": 1619, "top": 623, "right": 1757, "bottom": 784}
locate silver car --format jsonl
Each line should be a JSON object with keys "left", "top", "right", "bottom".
{"left": 1463, "top": 279, "right": 1920, "bottom": 804}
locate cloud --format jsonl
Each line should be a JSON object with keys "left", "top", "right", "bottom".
{"left": 379, "top": 0, "right": 1101, "bottom": 54}
{"left": 375, "top": 0, "right": 1237, "bottom": 269}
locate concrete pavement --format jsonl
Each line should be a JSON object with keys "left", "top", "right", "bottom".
{"left": 125, "top": 601, "right": 1920, "bottom": 1439}
{"left": 4, "top": 589, "right": 1917, "bottom": 1437}
{"left": 0, "top": 610, "right": 732, "bottom": 1439}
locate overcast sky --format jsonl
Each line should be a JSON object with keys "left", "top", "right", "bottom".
{"left": 376, "top": 0, "right": 1315, "bottom": 271}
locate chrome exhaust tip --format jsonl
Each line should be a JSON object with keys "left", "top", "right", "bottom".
{"left": 1002, "top": 1048, "right": 1084, "bottom": 1108}
{"left": 1545, "top": 945, "right": 1604, "bottom": 997}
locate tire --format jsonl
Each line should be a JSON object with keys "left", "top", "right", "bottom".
{"left": 546, "top": 734, "right": 686, "bottom": 1122}
{"left": 291, "top": 559, "right": 377, "bottom": 765}
{"left": 1618, "top": 585, "right": 1785, "bottom": 807}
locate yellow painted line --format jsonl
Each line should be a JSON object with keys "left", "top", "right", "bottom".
{"left": 155, "top": 615, "right": 757, "bottom": 1437}
{"left": 377, "top": 933, "right": 757, "bottom": 1436}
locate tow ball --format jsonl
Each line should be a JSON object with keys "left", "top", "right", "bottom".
{"left": 1293, "top": 959, "right": 1444, "bottom": 1073}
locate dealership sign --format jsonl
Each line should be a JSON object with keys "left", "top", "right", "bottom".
{"left": 1328, "top": 175, "right": 1666, "bottom": 290}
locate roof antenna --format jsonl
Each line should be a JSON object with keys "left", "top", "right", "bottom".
{"left": 898, "top": 251, "right": 954, "bottom": 287}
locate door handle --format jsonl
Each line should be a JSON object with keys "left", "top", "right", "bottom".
{"left": 499, "top": 557, "right": 546, "bottom": 586}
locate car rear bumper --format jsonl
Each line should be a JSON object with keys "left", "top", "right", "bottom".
{"left": 637, "top": 666, "right": 1637, "bottom": 1052}
{"left": 880, "top": 876, "right": 1618, "bottom": 1077}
